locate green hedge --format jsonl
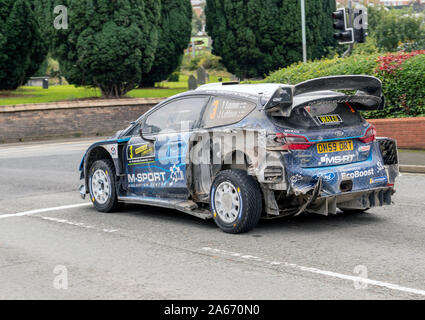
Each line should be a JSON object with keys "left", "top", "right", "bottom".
{"left": 265, "top": 52, "right": 425, "bottom": 118}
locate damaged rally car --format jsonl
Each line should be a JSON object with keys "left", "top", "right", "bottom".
{"left": 79, "top": 75, "right": 399, "bottom": 234}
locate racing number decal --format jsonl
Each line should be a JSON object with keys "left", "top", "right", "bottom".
{"left": 209, "top": 100, "right": 219, "bottom": 120}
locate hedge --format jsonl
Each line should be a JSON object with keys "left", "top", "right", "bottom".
{"left": 265, "top": 51, "right": 425, "bottom": 118}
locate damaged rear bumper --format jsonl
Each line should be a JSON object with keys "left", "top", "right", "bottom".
{"left": 307, "top": 185, "right": 395, "bottom": 216}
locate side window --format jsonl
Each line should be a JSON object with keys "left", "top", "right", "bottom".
{"left": 144, "top": 97, "right": 209, "bottom": 134}
{"left": 202, "top": 97, "right": 256, "bottom": 129}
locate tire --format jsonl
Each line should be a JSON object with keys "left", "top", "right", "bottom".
{"left": 210, "top": 170, "right": 262, "bottom": 234}
{"left": 88, "top": 159, "right": 120, "bottom": 213}
{"left": 338, "top": 208, "right": 370, "bottom": 214}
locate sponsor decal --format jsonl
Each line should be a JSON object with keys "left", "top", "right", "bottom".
{"left": 358, "top": 145, "right": 371, "bottom": 153}
{"left": 316, "top": 114, "right": 343, "bottom": 125}
{"left": 169, "top": 165, "right": 184, "bottom": 186}
{"left": 128, "top": 172, "right": 166, "bottom": 184}
{"left": 104, "top": 144, "right": 118, "bottom": 159}
{"left": 313, "top": 172, "right": 336, "bottom": 182}
{"left": 319, "top": 154, "right": 355, "bottom": 165}
{"left": 127, "top": 143, "right": 155, "bottom": 165}
{"left": 342, "top": 168, "right": 374, "bottom": 180}
{"left": 370, "top": 176, "right": 387, "bottom": 184}
{"left": 377, "top": 161, "right": 385, "bottom": 173}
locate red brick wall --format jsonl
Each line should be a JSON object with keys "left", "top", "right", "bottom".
{"left": 368, "top": 117, "right": 425, "bottom": 150}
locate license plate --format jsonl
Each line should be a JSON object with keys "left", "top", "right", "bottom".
{"left": 317, "top": 140, "right": 353, "bottom": 154}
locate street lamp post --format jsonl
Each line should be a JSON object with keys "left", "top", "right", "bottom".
{"left": 300, "top": 0, "right": 307, "bottom": 63}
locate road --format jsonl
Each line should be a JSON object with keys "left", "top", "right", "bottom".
{"left": 0, "top": 138, "right": 425, "bottom": 300}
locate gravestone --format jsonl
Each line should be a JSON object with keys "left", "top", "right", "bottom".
{"left": 188, "top": 75, "right": 197, "bottom": 90}
{"left": 197, "top": 67, "right": 206, "bottom": 85}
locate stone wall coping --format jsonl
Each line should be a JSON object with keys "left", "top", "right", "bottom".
{"left": 0, "top": 98, "right": 165, "bottom": 113}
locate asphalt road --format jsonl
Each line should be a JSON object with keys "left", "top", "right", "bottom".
{"left": 1, "top": 138, "right": 425, "bottom": 300}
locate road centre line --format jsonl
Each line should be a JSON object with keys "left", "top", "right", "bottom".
{"left": 0, "top": 203, "right": 92, "bottom": 220}
{"left": 202, "top": 247, "right": 425, "bottom": 297}
{"left": 40, "top": 216, "right": 118, "bottom": 233}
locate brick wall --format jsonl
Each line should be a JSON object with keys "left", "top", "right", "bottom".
{"left": 0, "top": 98, "right": 164, "bottom": 143}
{"left": 368, "top": 117, "right": 425, "bottom": 150}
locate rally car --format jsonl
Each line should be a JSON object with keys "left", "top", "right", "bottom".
{"left": 79, "top": 75, "right": 399, "bottom": 234}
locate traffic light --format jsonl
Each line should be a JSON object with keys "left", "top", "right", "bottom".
{"left": 332, "top": 8, "right": 354, "bottom": 44}
{"left": 353, "top": 8, "right": 367, "bottom": 43}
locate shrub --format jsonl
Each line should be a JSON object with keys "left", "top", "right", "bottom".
{"left": 265, "top": 51, "right": 425, "bottom": 118}
{"left": 182, "top": 51, "right": 225, "bottom": 71}
{"left": 265, "top": 54, "right": 379, "bottom": 84}
{"left": 167, "top": 72, "right": 180, "bottom": 82}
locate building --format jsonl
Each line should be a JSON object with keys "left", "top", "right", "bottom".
{"left": 191, "top": 0, "right": 205, "bottom": 18}
{"left": 336, "top": 0, "right": 425, "bottom": 6}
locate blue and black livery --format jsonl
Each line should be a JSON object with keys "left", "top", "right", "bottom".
{"left": 79, "top": 75, "right": 399, "bottom": 233}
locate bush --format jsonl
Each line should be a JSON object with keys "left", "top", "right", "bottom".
{"left": 182, "top": 51, "right": 225, "bottom": 71}
{"left": 167, "top": 72, "right": 180, "bottom": 82}
{"left": 369, "top": 51, "right": 425, "bottom": 118}
{"left": 265, "top": 51, "right": 425, "bottom": 118}
{"left": 265, "top": 54, "right": 379, "bottom": 84}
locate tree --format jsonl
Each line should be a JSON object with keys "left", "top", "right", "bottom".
{"left": 141, "top": 0, "right": 192, "bottom": 87}
{"left": 0, "top": 0, "right": 47, "bottom": 90}
{"left": 368, "top": 6, "right": 425, "bottom": 52}
{"left": 205, "top": 0, "right": 336, "bottom": 79}
{"left": 50, "top": 0, "right": 160, "bottom": 97}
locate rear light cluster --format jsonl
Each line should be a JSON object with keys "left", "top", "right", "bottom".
{"left": 358, "top": 125, "right": 377, "bottom": 144}
{"left": 275, "top": 133, "right": 315, "bottom": 150}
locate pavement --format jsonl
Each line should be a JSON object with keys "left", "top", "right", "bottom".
{"left": 1, "top": 138, "right": 425, "bottom": 299}
{"left": 399, "top": 149, "right": 425, "bottom": 174}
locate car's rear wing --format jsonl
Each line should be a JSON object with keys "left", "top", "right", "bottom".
{"left": 264, "top": 75, "right": 384, "bottom": 116}
{"left": 293, "top": 75, "right": 382, "bottom": 97}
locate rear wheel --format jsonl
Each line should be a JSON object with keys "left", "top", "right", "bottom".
{"left": 210, "top": 170, "right": 262, "bottom": 234}
{"left": 88, "top": 159, "right": 120, "bottom": 212}
{"left": 339, "top": 208, "right": 370, "bottom": 214}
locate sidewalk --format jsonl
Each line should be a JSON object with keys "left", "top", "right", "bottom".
{"left": 399, "top": 149, "right": 425, "bottom": 174}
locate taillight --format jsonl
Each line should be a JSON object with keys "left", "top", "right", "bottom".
{"left": 276, "top": 133, "right": 315, "bottom": 150}
{"left": 359, "top": 126, "right": 376, "bottom": 144}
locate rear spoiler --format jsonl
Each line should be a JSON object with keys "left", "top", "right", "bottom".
{"left": 265, "top": 75, "right": 384, "bottom": 116}
{"left": 294, "top": 75, "right": 382, "bottom": 97}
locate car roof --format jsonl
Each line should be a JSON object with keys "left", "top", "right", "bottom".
{"left": 196, "top": 82, "right": 289, "bottom": 99}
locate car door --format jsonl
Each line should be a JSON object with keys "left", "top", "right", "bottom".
{"left": 124, "top": 96, "right": 210, "bottom": 200}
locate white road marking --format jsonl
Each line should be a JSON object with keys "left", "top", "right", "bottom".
{"left": 0, "top": 203, "right": 92, "bottom": 220}
{"left": 202, "top": 247, "right": 425, "bottom": 297}
{"left": 41, "top": 216, "right": 118, "bottom": 233}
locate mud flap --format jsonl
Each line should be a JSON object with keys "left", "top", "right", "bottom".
{"left": 294, "top": 178, "right": 322, "bottom": 216}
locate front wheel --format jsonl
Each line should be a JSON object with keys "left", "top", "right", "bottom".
{"left": 88, "top": 159, "right": 120, "bottom": 212}
{"left": 210, "top": 170, "right": 262, "bottom": 234}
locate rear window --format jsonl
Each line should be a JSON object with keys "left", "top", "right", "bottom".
{"left": 272, "top": 101, "right": 365, "bottom": 129}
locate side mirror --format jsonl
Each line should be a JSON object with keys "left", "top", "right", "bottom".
{"left": 139, "top": 126, "right": 156, "bottom": 142}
